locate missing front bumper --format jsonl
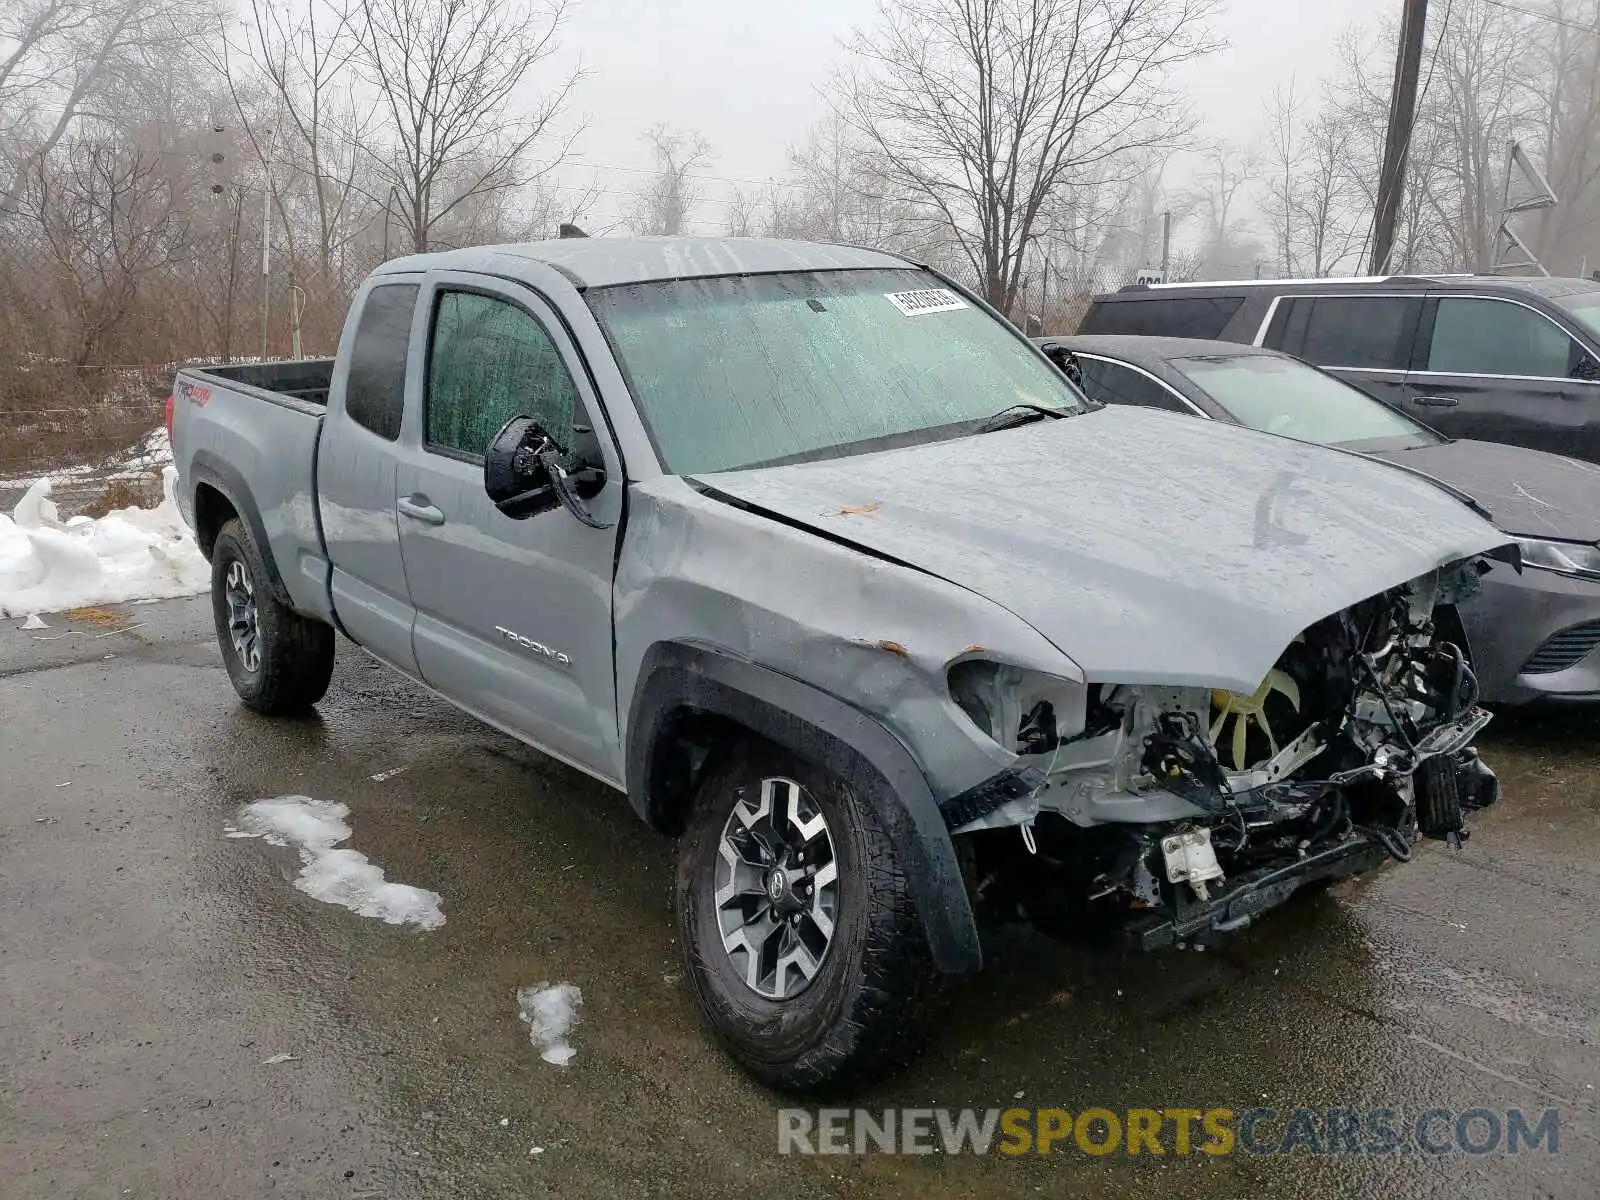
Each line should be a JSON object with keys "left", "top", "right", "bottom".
{"left": 1125, "top": 837, "right": 1390, "bottom": 951}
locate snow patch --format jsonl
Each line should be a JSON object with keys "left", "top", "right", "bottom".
{"left": 0, "top": 463, "right": 209, "bottom": 617}
{"left": 517, "top": 983, "right": 582, "bottom": 1066}
{"left": 227, "top": 796, "right": 446, "bottom": 931}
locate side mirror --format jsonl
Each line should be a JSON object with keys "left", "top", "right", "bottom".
{"left": 484, "top": 415, "right": 611, "bottom": 527}
{"left": 484, "top": 416, "right": 557, "bottom": 519}
{"left": 1575, "top": 351, "right": 1600, "bottom": 383}
{"left": 1039, "top": 342, "right": 1083, "bottom": 387}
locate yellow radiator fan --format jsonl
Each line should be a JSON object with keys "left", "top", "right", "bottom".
{"left": 1211, "top": 669, "right": 1302, "bottom": 770}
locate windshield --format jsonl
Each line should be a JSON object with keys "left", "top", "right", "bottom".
{"left": 1171, "top": 353, "right": 1440, "bottom": 452}
{"left": 586, "top": 267, "right": 1085, "bottom": 473}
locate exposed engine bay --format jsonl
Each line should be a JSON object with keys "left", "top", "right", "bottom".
{"left": 949, "top": 561, "right": 1503, "bottom": 947}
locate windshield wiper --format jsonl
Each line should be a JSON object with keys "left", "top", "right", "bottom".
{"left": 971, "top": 403, "right": 1074, "bottom": 435}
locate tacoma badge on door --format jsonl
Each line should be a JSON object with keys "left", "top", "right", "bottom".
{"left": 494, "top": 625, "right": 572, "bottom": 667}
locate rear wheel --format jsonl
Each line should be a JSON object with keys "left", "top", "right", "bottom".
{"left": 210, "top": 518, "right": 334, "bottom": 715}
{"left": 676, "top": 740, "right": 935, "bottom": 1092}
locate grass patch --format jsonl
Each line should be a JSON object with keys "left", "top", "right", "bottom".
{"left": 80, "top": 474, "right": 162, "bottom": 519}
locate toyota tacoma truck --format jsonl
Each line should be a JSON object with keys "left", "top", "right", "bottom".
{"left": 171, "top": 236, "right": 1514, "bottom": 1091}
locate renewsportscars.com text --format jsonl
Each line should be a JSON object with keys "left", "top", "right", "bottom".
{"left": 777, "top": 1106, "right": 1560, "bottom": 1157}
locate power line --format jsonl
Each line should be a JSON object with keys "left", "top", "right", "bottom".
{"left": 1480, "top": 0, "right": 1599, "bottom": 34}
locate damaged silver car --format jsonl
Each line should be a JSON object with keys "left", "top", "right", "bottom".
{"left": 945, "top": 554, "right": 1498, "bottom": 948}
{"left": 173, "top": 237, "right": 1515, "bottom": 1093}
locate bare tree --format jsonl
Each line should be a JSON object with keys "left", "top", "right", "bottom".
{"left": 724, "top": 183, "right": 784, "bottom": 238}
{"left": 1421, "top": 0, "right": 1540, "bottom": 271}
{"left": 1040, "top": 151, "right": 1171, "bottom": 292}
{"left": 627, "top": 123, "right": 713, "bottom": 236}
{"left": 1260, "top": 83, "right": 1365, "bottom": 276}
{"left": 786, "top": 114, "right": 856, "bottom": 242}
{"left": 351, "top": 0, "right": 582, "bottom": 254}
{"left": 836, "top": 0, "right": 1220, "bottom": 311}
{"left": 1530, "top": 0, "right": 1600, "bottom": 271}
{"left": 1323, "top": 21, "right": 1450, "bottom": 274}
{"left": 518, "top": 173, "right": 603, "bottom": 239}
{"left": 781, "top": 113, "right": 926, "bottom": 250}
{"left": 1315, "top": 0, "right": 1542, "bottom": 275}
{"left": 1185, "top": 141, "right": 1264, "bottom": 278}
{"left": 27, "top": 132, "right": 192, "bottom": 362}
{"left": 0, "top": 0, "right": 211, "bottom": 215}
{"left": 1261, "top": 83, "right": 1302, "bottom": 275}
{"left": 216, "top": 0, "right": 376, "bottom": 295}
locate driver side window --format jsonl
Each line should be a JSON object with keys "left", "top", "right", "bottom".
{"left": 426, "top": 290, "right": 578, "bottom": 459}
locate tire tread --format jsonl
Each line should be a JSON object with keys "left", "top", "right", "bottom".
{"left": 677, "top": 739, "right": 937, "bottom": 1093}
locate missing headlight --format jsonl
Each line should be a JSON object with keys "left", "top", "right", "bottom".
{"left": 947, "top": 660, "right": 1089, "bottom": 754}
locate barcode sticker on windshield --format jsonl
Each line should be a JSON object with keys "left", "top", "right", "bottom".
{"left": 885, "top": 288, "right": 967, "bottom": 316}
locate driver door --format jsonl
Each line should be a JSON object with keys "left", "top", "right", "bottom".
{"left": 1402, "top": 293, "right": 1600, "bottom": 462}
{"left": 394, "top": 272, "right": 625, "bottom": 782}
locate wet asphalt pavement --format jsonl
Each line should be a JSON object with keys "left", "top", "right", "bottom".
{"left": 2, "top": 598, "right": 1597, "bottom": 1199}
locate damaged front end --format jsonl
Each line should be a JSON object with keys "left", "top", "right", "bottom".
{"left": 949, "top": 560, "right": 1503, "bottom": 949}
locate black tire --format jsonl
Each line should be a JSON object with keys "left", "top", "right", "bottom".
{"left": 210, "top": 518, "right": 335, "bottom": 715}
{"left": 676, "top": 740, "right": 936, "bottom": 1093}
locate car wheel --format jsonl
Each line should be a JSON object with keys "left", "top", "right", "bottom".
{"left": 676, "top": 740, "right": 936, "bottom": 1092}
{"left": 210, "top": 518, "right": 335, "bottom": 715}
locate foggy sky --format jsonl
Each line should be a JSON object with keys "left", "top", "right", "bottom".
{"left": 547, "top": 0, "right": 1395, "bottom": 232}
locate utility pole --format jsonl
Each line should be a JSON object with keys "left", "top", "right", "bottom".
{"left": 289, "top": 283, "right": 305, "bottom": 358}
{"left": 380, "top": 185, "right": 403, "bottom": 262}
{"left": 1039, "top": 252, "right": 1051, "bottom": 334}
{"left": 260, "top": 130, "right": 277, "bottom": 360}
{"left": 1370, "top": 0, "right": 1429, "bottom": 275}
{"left": 1160, "top": 210, "right": 1172, "bottom": 280}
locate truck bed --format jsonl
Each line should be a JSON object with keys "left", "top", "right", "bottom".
{"left": 186, "top": 359, "right": 336, "bottom": 409}
{"left": 170, "top": 359, "right": 335, "bottom": 626}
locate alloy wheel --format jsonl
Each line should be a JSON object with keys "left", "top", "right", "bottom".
{"left": 713, "top": 776, "right": 840, "bottom": 1000}
{"left": 224, "top": 559, "right": 261, "bottom": 673}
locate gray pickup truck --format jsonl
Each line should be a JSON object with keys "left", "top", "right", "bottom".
{"left": 172, "top": 236, "right": 1513, "bottom": 1090}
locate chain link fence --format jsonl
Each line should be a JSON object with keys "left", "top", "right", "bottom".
{"left": 0, "top": 361, "right": 175, "bottom": 517}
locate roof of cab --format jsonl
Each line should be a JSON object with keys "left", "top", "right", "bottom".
{"left": 370, "top": 236, "right": 914, "bottom": 289}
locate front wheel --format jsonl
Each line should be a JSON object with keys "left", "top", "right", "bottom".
{"left": 676, "top": 741, "right": 936, "bottom": 1092}
{"left": 210, "top": 518, "right": 335, "bottom": 715}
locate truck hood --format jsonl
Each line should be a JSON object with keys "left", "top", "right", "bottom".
{"left": 693, "top": 406, "right": 1512, "bottom": 692}
{"left": 1371, "top": 438, "right": 1600, "bottom": 542}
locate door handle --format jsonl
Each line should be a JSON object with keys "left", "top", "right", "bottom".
{"left": 397, "top": 496, "right": 445, "bottom": 526}
{"left": 1413, "top": 394, "right": 1459, "bottom": 408}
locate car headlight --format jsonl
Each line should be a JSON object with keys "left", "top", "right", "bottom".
{"left": 1515, "top": 537, "right": 1600, "bottom": 580}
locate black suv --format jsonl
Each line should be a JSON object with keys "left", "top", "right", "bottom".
{"left": 1078, "top": 275, "right": 1600, "bottom": 464}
